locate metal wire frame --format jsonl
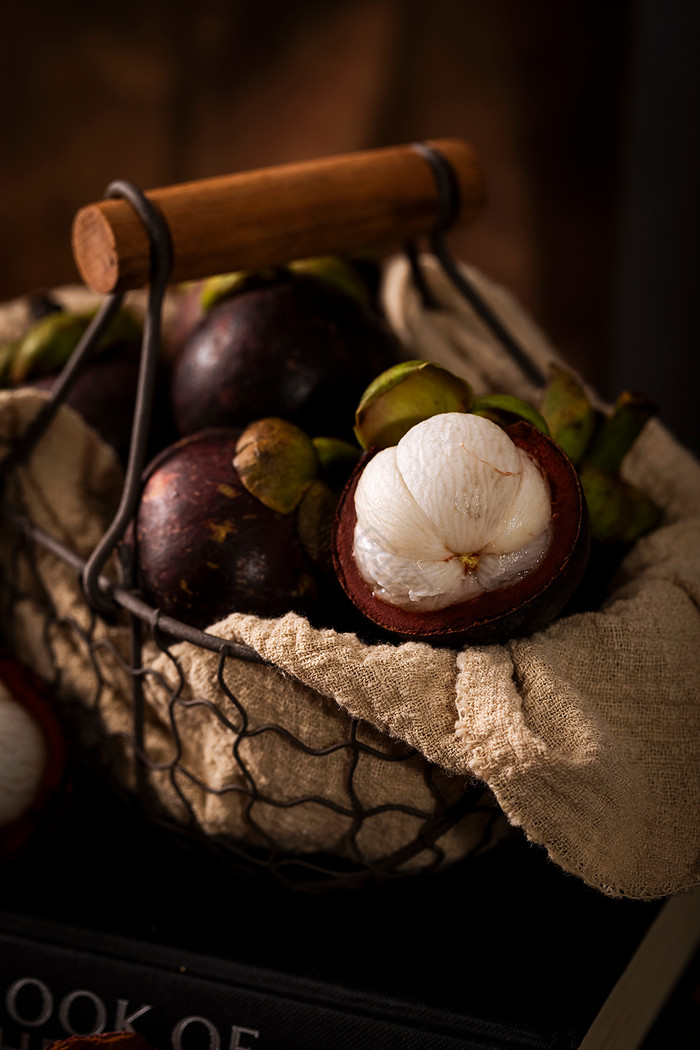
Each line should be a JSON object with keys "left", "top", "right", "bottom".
{"left": 0, "top": 511, "right": 503, "bottom": 890}
{"left": 0, "top": 144, "right": 529, "bottom": 890}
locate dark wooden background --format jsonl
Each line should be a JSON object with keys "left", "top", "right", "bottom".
{"left": 2, "top": 0, "right": 698, "bottom": 452}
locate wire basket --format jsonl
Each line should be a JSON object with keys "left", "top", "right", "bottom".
{"left": 0, "top": 143, "right": 537, "bottom": 891}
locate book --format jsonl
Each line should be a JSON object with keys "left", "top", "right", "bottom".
{"left": 580, "top": 885, "right": 700, "bottom": 1049}
{"left": 0, "top": 763, "right": 696, "bottom": 1050}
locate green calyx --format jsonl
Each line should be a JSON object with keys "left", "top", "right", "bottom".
{"left": 311, "top": 435, "right": 361, "bottom": 488}
{"left": 539, "top": 367, "right": 660, "bottom": 544}
{"left": 296, "top": 478, "right": 339, "bottom": 575}
{"left": 6, "top": 306, "right": 141, "bottom": 384}
{"left": 199, "top": 268, "right": 283, "bottom": 313}
{"left": 233, "top": 420, "right": 362, "bottom": 519}
{"left": 578, "top": 462, "right": 661, "bottom": 544}
{"left": 471, "top": 393, "right": 550, "bottom": 436}
{"left": 0, "top": 338, "right": 19, "bottom": 385}
{"left": 354, "top": 359, "right": 474, "bottom": 450}
{"left": 233, "top": 417, "right": 319, "bottom": 515}
{"left": 577, "top": 390, "right": 661, "bottom": 543}
{"left": 583, "top": 390, "right": 657, "bottom": 476}
{"left": 539, "top": 367, "right": 597, "bottom": 465}
{"left": 200, "top": 254, "right": 373, "bottom": 315}
{"left": 288, "top": 255, "right": 372, "bottom": 308}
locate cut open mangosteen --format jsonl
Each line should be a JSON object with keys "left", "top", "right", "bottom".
{"left": 332, "top": 415, "right": 590, "bottom": 646}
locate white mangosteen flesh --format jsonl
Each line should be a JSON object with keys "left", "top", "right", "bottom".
{"left": 0, "top": 682, "right": 47, "bottom": 826}
{"left": 352, "top": 413, "right": 552, "bottom": 611}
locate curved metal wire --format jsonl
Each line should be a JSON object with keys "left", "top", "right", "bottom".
{"left": 409, "top": 141, "right": 547, "bottom": 390}
{"left": 82, "top": 181, "right": 175, "bottom": 618}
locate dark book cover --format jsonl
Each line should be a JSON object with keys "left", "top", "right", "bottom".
{"left": 0, "top": 762, "right": 678, "bottom": 1049}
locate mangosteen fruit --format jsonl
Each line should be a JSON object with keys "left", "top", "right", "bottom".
{"left": 332, "top": 412, "right": 590, "bottom": 646}
{"left": 170, "top": 267, "right": 401, "bottom": 442}
{"left": 165, "top": 254, "right": 382, "bottom": 364}
{"left": 5, "top": 306, "right": 176, "bottom": 464}
{"left": 135, "top": 426, "right": 325, "bottom": 631}
{"left": 0, "top": 654, "right": 70, "bottom": 862}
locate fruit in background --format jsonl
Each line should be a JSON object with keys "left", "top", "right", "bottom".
{"left": 538, "top": 368, "right": 661, "bottom": 545}
{"left": 333, "top": 413, "right": 590, "bottom": 646}
{"left": 577, "top": 391, "right": 661, "bottom": 544}
{"left": 201, "top": 256, "right": 375, "bottom": 316}
{"left": 8, "top": 306, "right": 141, "bottom": 384}
{"left": 135, "top": 419, "right": 362, "bottom": 632}
{"left": 0, "top": 654, "right": 70, "bottom": 862}
{"left": 539, "top": 366, "right": 597, "bottom": 466}
{"left": 287, "top": 254, "right": 377, "bottom": 308}
{"left": 2, "top": 305, "right": 176, "bottom": 464}
{"left": 165, "top": 253, "right": 383, "bottom": 364}
{"left": 164, "top": 280, "right": 208, "bottom": 363}
{"left": 164, "top": 271, "right": 280, "bottom": 365}
{"left": 170, "top": 265, "right": 401, "bottom": 442}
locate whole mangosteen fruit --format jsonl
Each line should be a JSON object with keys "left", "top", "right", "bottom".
{"left": 6, "top": 307, "right": 176, "bottom": 464}
{"left": 170, "top": 269, "right": 401, "bottom": 442}
{"left": 134, "top": 427, "right": 323, "bottom": 631}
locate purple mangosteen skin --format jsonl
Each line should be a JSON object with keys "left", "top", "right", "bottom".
{"left": 24, "top": 342, "right": 176, "bottom": 464}
{"left": 171, "top": 274, "right": 400, "bottom": 440}
{"left": 135, "top": 428, "right": 319, "bottom": 630}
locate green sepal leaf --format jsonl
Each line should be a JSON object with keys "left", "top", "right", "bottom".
{"left": 9, "top": 307, "right": 141, "bottom": 383}
{"left": 471, "top": 393, "right": 550, "bottom": 436}
{"left": 539, "top": 367, "right": 597, "bottom": 464}
{"left": 234, "top": 417, "right": 319, "bottom": 515}
{"left": 354, "top": 359, "right": 474, "bottom": 450}
{"left": 579, "top": 462, "right": 662, "bottom": 544}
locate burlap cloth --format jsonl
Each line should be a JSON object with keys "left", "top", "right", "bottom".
{"left": 1, "top": 256, "right": 699, "bottom": 898}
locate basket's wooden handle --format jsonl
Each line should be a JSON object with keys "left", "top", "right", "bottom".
{"left": 71, "top": 138, "right": 485, "bottom": 295}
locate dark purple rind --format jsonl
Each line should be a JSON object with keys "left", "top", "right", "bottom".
{"left": 22, "top": 341, "right": 177, "bottom": 465}
{"left": 135, "top": 428, "right": 319, "bottom": 630}
{"left": 171, "top": 274, "right": 400, "bottom": 441}
{"left": 332, "top": 422, "right": 591, "bottom": 647}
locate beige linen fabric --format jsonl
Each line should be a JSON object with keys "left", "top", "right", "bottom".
{"left": 1, "top": 258, "right": 699, "bottom": 897}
